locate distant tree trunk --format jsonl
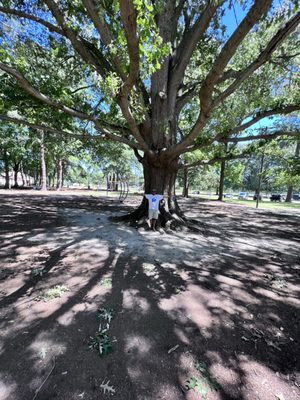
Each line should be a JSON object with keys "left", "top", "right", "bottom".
{"left": 20, "top": 163, "right": 26, "bottom": 186}
{"left": 111, "top": 172, "right": 117, "bottom": 191}
{"left": 256, "top": 153, "right": 265, "bottom": 209}
{"left": 115, "top": 173, "right": 119, "bottom": 191}
{"left": 62, "top": 162, "right": 65, "bottom": 188}
{"left": 3, "top": 150, "right": 10, "bottom": 189}
{"left": 56, "top": 158, "right": 63, "bottom": 191}
{"left": 218, "top": 160, "right": 226, "bottom": 201}
{"left": 40, "top": 130, "right": 47, "bottom": 191}
{"left": 182, "top": 167, "right": 189, "bottom": 197}
{"left": 13, "top": 162, "right": 20, "bottom": 188}
{"left": 286, "top": 185, "right": 293, "bottom": 203}
{"left": 285, "top": 140, "right": 300, "bottom": 202}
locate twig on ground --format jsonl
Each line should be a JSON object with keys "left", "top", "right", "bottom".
{"left": 168, "top": 344, "right": 179, "bottom": 354}
{"left": 32, "top": 357, "right": 56, "bottom": 400}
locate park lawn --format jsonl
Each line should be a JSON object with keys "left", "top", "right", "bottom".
{"left": 224, "top": 198, "right": 300, "bottom": 210}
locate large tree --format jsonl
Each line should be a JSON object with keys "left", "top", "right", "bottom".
{"left": 0, "top": 0, "right": 300, "bottom": 225}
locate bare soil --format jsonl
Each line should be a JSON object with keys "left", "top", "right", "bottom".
{"left": 0, "top": 191, "right": 299, "bottom": 400}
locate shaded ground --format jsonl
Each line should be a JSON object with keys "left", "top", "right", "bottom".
{"left": 0, "top": 192, "right": 299, "bottom": 400}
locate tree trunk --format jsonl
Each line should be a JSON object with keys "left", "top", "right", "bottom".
{"left": 285, "top": 140, "right": 300, "bottom": 202}
{"left": 116, "top": 155, "right": 185, "bottom": 229}
{"left": 62, "top": 162, "right": 65, "bottom": 188}
{"left": 3, "top": 150, "right": 10, "bottom": 189}
{"left": 20, "top": 163, "right": 26, "bottom": 186}
{"left": 256, "top": 153, "right": 265, "bottom": 209}
{"left": 218, "top": 160, "right": 226, "bottom": 201}
{"left": 56, "top": 158, "right": 63, "bottom": 191}
{"left": 182, "top": 167, "right": 189, "bottom": 197}
{"left": 40, "top": 130, "right": 47, "bottom": 191}
{"left": 285, "top": 185, "right": 293, "bottom": 203}
{"left": 13, "top": 162, "right": 20, "bottom": 188}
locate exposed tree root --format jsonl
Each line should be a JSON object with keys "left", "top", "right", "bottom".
{"left": 111, "top": 198, "right": 203, "bottom": 233}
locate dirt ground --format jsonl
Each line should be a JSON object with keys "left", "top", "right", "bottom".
{"left": 0, "top": 191, "right": 299, "bottom": 400}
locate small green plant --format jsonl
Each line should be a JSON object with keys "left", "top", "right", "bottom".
{"left": 89, "top": 328, "right": 111, "bottom": 357}
{"left": 186, "top": 360, "right": 220, "bottom": 398}
{"left": 186, "top": 377, "right": 208, "bottom": 399}
{"left": 195, "top": 361, "right": 207, "bottom": 373}
{"left": 89, "top": 307, "right": 115, "bottom": 357}
{"left": 31, "top": 268, "right": 45, "bottom": 278}
{"left": 98, "top": 278, "right": 112, "bottom": 288}
{"left": 97, "top": 308, "right": 115, "bottom": 323}
{"left": 35, "top": 285, "right": 69, "bottom": 301}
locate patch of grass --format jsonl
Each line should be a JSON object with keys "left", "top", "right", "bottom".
{"left": 273, "top": 278, "right": 287, "bottom": 289}
{"left": 264, "top": 273, "right": 288, "bottom": 289}
{"left": 35, "top": 285, "right": 69, "bottom": 301}
{"left": 98, "top": 277, "right": 112, "bottom": 288}
{"left": 224, "top": 198, "right": 300, "bottom": 209}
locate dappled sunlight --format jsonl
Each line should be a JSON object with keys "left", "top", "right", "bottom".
{"left": 125, "top": 334, "right": 152, "bottom": 356}
{"left": 123, "top": 289, "right": 150, "bottom": 315}
{"left": 0, "top": 194, "right": 299, "bottom": 399}
{"left": 0, "top": 375, "right": 17, "bottom": 400}
{"left": 238, "top": 358, "right": 298, "bottom": 400}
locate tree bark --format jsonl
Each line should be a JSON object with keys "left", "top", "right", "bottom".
{"left": 20, "top": 163, "right": 25, "bottom": 186}
{"left": 218, "top": 159, "right": 226, "bottom": 201}
{"left": 3, "top": 149, "right": 10, "bottom": 189}
{"left": 182, "top": 167, "right": 189, "bottom": 197}
{"left": 40, "top": 130, "right": 47, "bottom": 191}
{"left": 256, "top": 153, "right": 265, "bottom": 209}
{"left": 56, "top": 158, "right": 63, "bottom": 190}
{"left": 285, "top": 140, "right": 300, "bottom": 202}
{"left": 117, "top": 154, "right": 183, "bottom": 228}
{"left": 13, "top": 162, "right": 20, "bottom": 188}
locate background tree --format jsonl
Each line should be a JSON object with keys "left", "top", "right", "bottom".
{"left": 0, "top": 0, "right": 300, "bottom": 226}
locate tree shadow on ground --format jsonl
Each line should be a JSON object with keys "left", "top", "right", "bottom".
{"left": 0, "top": 194, "right": 299, "bottom": 400}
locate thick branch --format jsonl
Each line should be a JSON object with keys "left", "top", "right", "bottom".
{"left": 0, "top": 6, "right": 63, "bottom": 35}
{"left": 226, "top": 129, "right": 300, "bottom": 143}
{"left": 166, "top": 0, "right": 272, "bottom": 158}
{"left": 1, "top": 60, "right": 148, "bottom": 152}
{"left": 183, "top": 152, "right": 250, "bottom": 169}
{"left": 214, "top": 11, "right": 300, "bottom": 107}
{"left": 0, "top": 114, "right": 142, "bottom": 149}
{"left": 227, "top": 105, "right": 300, "bottom": 136}
{"left": 82, "top": 0, "right": 126, "bottom": 80}
{"left": 0, "top": 114, "right": 87, "bottom": 138}
{"left": 44, "top": 0, "right": 109, "bottom": 77}
{"left": 171, "top": 1, "right": 223, "bottom": 89}
{"left": 199, "top": 0, "right": 272, "bottom": 114}
{"left": 179, "top": 105, "right": 300, "bottom": 156}
{"left": 119, "top": 0, "right": 139, "bottom": 94}
{"left": 0, "top": 62, "right": 94, "bottom": 120}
